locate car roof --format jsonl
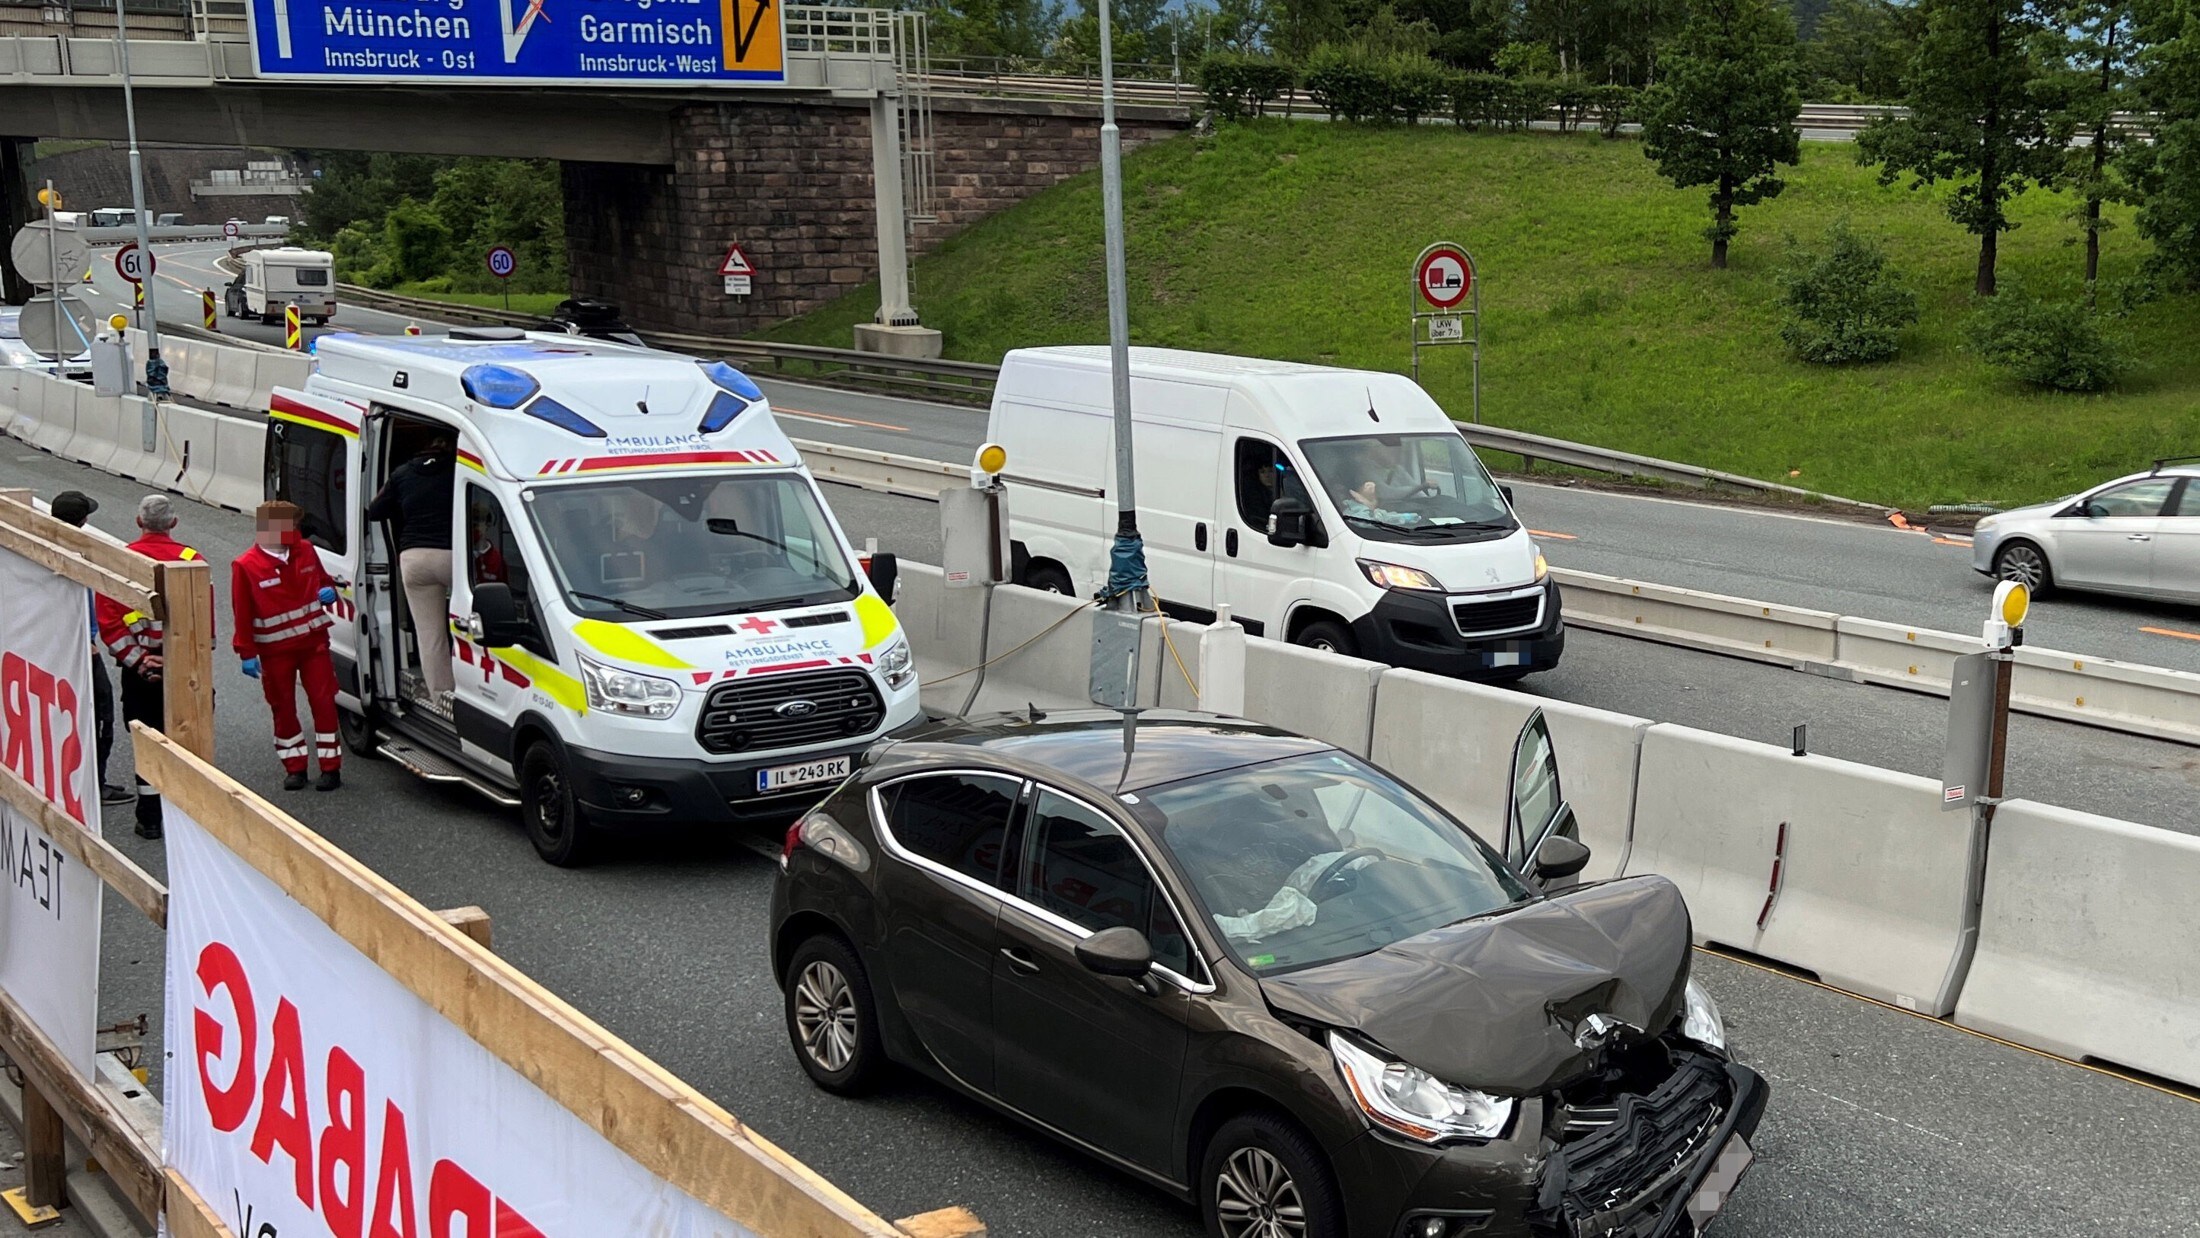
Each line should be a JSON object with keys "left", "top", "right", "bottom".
{"left": 879, "top": 709, "right": 1337, "bottom": 796}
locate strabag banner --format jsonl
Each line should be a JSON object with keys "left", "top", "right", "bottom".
{"left": 247, "top": 0, "right": 788, "bottom": 86}
{"left": 163, "top": 802, "right": 759, "bottom": 1237}
{"left": 0, "top": 543, "right": 101, "bottom": 1080}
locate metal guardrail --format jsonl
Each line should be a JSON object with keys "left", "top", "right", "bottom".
{"left": 334, "top": 281, "right": 1889, "bottom": 505}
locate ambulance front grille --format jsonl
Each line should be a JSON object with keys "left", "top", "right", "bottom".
{"left": 697, "top": 668, "right": 882, "bottom": 755}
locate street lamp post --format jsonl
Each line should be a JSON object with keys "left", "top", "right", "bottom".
{"left": 112, "top": 0, "right": 167, "bottom": 398}
{"left": 1097, "top": 0, "right": 1147, "bottom": 615}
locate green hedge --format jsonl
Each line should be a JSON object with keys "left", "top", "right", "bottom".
{"left": 1206, "top": 47, "right": 1640, "bottom": 136}
{"left": 1198, "top": 52, "right": 1295, "bottom": 120}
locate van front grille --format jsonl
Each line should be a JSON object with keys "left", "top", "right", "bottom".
{"left": 697, "top": 668, "right": 882, "bottom": 755}
{"left": 1452, "top": 589, "right": 1545, "bottom": 637}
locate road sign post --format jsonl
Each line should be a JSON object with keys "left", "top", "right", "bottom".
{"left": 720, "top": 243, "right": 755, "bottom": 297}
{"left": 203, "top": 288, "right": 217, "bottom": 331}
{"left": 285, "top": 303, "right": 302, "bottom": 351}
{"left": 1410, "top": 242, "right": 1481, "bottom": 423}
{"left": 222, "top": 220, "right": 240, "bottom": 242}
{"left": 485, "top": 244, "right": 517, "bottom": 312}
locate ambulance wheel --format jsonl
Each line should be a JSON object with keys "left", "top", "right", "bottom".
{"left": 336, "top": 705, "right": 378, "bottom": 757}
{"left": 520, "top": 741, "right": 596, "bottom": 867}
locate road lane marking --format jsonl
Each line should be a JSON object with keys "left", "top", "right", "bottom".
{"left": 2141, "top": 626, "right": 2200, "bottom": 643}
{"left": 1759, "top": 1072, "right": 1965, "bottom": 1146}
{"left": 1527, "top": 528, "right": 1577, "bottom": 540}
{"left": 1931, "top": 536, "right": 1971, "bottom": 547}
{"left": 776, "top": 407, "right": 910, "bottom": 433}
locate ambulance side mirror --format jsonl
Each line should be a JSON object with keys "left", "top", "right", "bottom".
{"left": 472, "top": 583, "right": 524, "bottom": 648}
{"left": 863, "top": 552, "right": 900, "bottom": 603}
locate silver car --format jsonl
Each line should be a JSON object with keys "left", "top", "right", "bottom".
{"left": 1972, "top": 460, "right": 2200, "bottom": 604}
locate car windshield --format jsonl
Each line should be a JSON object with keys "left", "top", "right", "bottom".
{"left": 0, "top": 309, "right": 20, "bottom": 339}
{"left": 1299, "top": 433, "right": 1514, "bottom": 543}
{"left": 1141, "top": 750, "right": 1531, "bottom": 975}
{"left": 526, "top": 473, "right": 857, "bottom": 621}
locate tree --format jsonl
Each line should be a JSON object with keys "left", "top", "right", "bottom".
{"left": 1639, "top": 0, "right": 1803, "bottom": 268}
{"left": 1856, "top": 0, "right": 2060, "bottom": 295}
{"left": 1802, "top": 0, "right": 1912, "bottom": 100}
{"left": 2122, "top": 0, "right": 2200, "bottom": 288}
{"left": 2036, "top": 0, "right": 2140, "bottom": 294}
{"left": 930, "top": 0, "right": 1063, "bottom": 61}
{"left": 1778, "top": 220, "right": 1921, "bottom": 362}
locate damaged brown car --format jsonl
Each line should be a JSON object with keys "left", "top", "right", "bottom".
{"left": 771, "top": 709, "right": 1768, "bottom": 1238}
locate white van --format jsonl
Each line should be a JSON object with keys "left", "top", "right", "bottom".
{"left": 987, "top": 346, "right": 1564, "bottom": 679}
{"left": 227, "top": 246, "right": 336, "bottom": 324}
{"left": 264, "top": 329, "right": 923, "bottom": 864}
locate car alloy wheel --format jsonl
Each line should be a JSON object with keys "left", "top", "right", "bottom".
{"left": 794, "top": 960, "right": 859, "bottom": 1073}
{"left": 1994, "top": 542, "right": 2051, "bottom": 592}
{"left": 1215, "top": 1147, "right": 1306, "bottom": 1238}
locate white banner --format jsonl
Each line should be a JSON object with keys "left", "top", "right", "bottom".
{"left": 0, "top": 543, "right": 102, "bottom": 1080}
{"left": 163, "top": 803, "right": 759, "bottom": 1238}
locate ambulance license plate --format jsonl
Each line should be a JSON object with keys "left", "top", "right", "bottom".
{"left": 757, "top": 756, "right": 851, "bottom": 793}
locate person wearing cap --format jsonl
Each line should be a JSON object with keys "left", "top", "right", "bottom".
{"left": 231, "top": 501, "right": 343, "bottom": 792}
{"left": 49, "top": 491, "right": 134, "bottom": 806}
{"left": 94, "top": 494, "right": 211, "bottom": 840}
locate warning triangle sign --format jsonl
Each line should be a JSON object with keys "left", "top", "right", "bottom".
{"left": 719, "top": 243, "right": 756, "bottom": 277}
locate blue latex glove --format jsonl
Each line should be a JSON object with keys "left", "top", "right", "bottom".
{"left": 318, "top": 585, "right": 337, "bottom": 606}
{"left": 240, "top": 657, "right": 261, "bottom": 680}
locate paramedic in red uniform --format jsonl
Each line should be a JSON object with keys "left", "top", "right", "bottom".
{"left": 233, "top": 501, "right": 344, "bottom": 792}
{"left": 96, "top": 494, "right": 211, "bottom": 840}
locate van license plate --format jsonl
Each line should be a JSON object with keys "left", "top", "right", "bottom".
{"left": 757, "top": 756, "right": 851, "bottom": 793}
{"left": 1487, "top": 650, "right": 1524, "bottom": 668}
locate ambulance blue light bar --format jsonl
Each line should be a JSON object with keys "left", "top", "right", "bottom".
{"left": 461, "top": 364, "right": 541, "bottom": 409}
{"left": 702, "top": 360, "right": 764, "bottom": 401}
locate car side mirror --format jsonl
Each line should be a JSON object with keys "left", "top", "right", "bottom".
{"left": 472, "top": 582, "right": 525, "bottom": 647}
{"left": 1267, "top": 496, "right": 1312, "bottom": 548}
{"left": 1532, "top": 831, "right": 1591, "bottom": 882}
{"left": 864, "top": 551, "right": 900, "bottom": 602}
{"left": 1075, "top": 926, "right": 1156, "bottom": 980}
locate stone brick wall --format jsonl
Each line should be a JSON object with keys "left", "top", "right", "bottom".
{"left": 562, "top": 97, "right": 1189, "bottom": 337}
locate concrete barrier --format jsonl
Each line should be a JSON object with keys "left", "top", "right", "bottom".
{"left": 105, "top": 396, "right": 166, "bottom": 485}
{"left": 204, "top": 414, "right": 268, "bottom": 512}
{"left": 1955, "top": 801, "right": 2200, "bottom": 1087}
{"left": 208, "top": 346, "right": 260, "bottom": 411}
{"left": 1240, "top": 639, "right": 1385, "bottom": 756}
{"left": 167, "top": 405, "right": 227, "bottom": 504}
{"left": 19, "top": 370, "right": 75, "bottom": 455}
{"left": 1553, "top": 568, "right": 1843, "bottom": 668}
{"left": 1833, "top": 615, "right": 1969, "bottom": 694}
{"left": 59, "top": 383, "right": 122, "bottom": 472}
{"left": 2007, "top": 646, "right": 2200, "bottom": 746}
{"left": 1145, "top": 615, "right": 1209, "bottom": 711}
{"left": 1626, "top": 724, "right": 1976, "bottom": 1015}
{"left": 894, "top": 563, "right": 994, "bottom": 716}
{"left": 1369, "top": 671, "right": 1648, "bottom": 881}
{"left": 964, "top": 584, "right": 1099, "bottom": 716}
{"left": 0, "top": 368, "right": 20, "bottom": 437}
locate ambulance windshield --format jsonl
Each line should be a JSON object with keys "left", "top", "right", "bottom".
{"left": 528, "top": 473, "right": 859, "bottom": 621}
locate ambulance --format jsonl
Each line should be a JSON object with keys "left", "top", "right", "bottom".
{"left": 262, "top": 329, "right": 922, "bottom": 864}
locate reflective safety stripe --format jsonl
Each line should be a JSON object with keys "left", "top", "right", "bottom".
{"left": 491, "top": 645, "right": 586, "bottom": 714}
{"left": 178, "top": 548, "right": 199, "bottom": 560}
{"left": 275, "top": 735, "right": 308, "bottom": 758}
{"left": 254, "top": 614, "right": 332, "bottom": 644}
{"left": 855, "top": 591, "right": 900, "bottom": 648}
{"left": 571, "top": 618, "right": 692, "bottom": 670}
{"left": 255, "top": 602, "right": 322, "bottom": 628}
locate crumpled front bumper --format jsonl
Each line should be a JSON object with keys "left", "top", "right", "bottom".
{"left": 1529, "top": 1059, "right": 1770, "bottom": 1238}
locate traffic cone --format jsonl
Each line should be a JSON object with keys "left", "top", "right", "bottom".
{"left": 81, "top": 264, "right": 92, "bottom": 284}
{"left": 405, "top": 322, "right": 421, "bottom": 336}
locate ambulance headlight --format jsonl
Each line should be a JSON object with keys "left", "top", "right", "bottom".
{"left": 878, "top": 636, "right": 915, "bottom": 691}
{"left": 460, "top": 364, "right": 540, "bottom": 409}
{"left": 577, "top": 656, "right": 681, "bottom": 719}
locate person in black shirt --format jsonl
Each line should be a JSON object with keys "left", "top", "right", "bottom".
{"left": 366, "top": 435, "right": 457, "bottom": 699}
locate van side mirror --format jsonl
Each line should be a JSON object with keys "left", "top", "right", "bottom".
{"left": 864, "top": 551, "right": 900, "bottom": 602}
{"left": 472, "top": 583, "right": 525, "bottom": 647}
{"left": 1500, "top": 484, "right": 1516, "bottom": 506}
{"left": 1267, "top": 496, "right": 1312, "bottom": 548}
{"left": 1532, "top": 832, "right": 1592, "bottom": 882}
{"left": 1075, "top": 926, "right": 1155, "bottom": 980}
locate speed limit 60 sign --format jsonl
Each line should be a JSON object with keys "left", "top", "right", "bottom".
{"left": 485, "top": 245, "right": 517, "bottom": 279}
{"left": 115, "top": 242, "right": 155, "bottom": 285}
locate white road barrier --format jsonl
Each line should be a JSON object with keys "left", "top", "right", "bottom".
{"left": 1555, "top": 568, "right": 1843, "bottom": 668}
{"left": 1954, "top": 800, "right": 2200, "bottom": 1088}
{"left": 1369, "top": 670, "right": 1647, "bottom": 882}
{"left": 1240, "top": 639, "right": 1386, "bottom": 756}
{"left": 1625, "top": 724, "right": 1979, "bottom": 1016}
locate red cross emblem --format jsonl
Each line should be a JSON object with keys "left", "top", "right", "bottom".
{"left": 738, "top": 615, "right": 780, "bottom": 636}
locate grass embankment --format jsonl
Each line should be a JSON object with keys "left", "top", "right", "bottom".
{"left": 384, "top": 284, "right": 566, "bottom": 317}
{"left": 761, "top": 120, "right": 2200, "bottom": 510}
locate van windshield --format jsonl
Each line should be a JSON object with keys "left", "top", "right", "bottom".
{"left": 525, "top": 473, "right": 858, "bottom": 621}
{"left": 1300, "top": 433, "right": 1514, "bottom": 543}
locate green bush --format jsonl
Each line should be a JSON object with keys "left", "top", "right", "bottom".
{"left": 1507, "top": 77, "right": 1559, "bottom": 131}
{"left": 1553, "top": 80, "right": 1595, "bottom": 134}
{"left": 1963, "top": 294, "right": 2128, "bottom": 391}
{"left": 1592, "top": 85, "right": 1641, "bottom": 139}
{"left": 1448, "top": 71, "right": 1508, "bottom": 129}
{"left": 1304, "top": 44, "right": 1395, "bottom": 123}
{"left": 1776, "top": 221, "right": 1920, "bottom": 363}
{"left": 1198, "top": 52, "right": 1294, "bottom": 121}
{"left": 1392, "top": 56, "right": 1454, "bottom": 125}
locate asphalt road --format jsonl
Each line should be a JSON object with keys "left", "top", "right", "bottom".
{"left": 4, "top": 447, "right": 2196, "bottom": 1238}
{"left": 80, "top": 240, "right": 447, "bottom": 350}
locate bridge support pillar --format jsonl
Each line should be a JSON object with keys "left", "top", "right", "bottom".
{"left": 854, "top": 92, "right": 942, "bottom": 359}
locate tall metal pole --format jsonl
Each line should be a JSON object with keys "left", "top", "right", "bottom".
{"left": 1099, "top": 0, "right": 1147, "bottom": 613}
{"left": 113, "top": 0, "right": 167, "bottom": 398}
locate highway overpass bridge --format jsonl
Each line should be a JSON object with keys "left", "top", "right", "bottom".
{"left": 0, "top": 2, "right": 1189, "bottom": 344}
